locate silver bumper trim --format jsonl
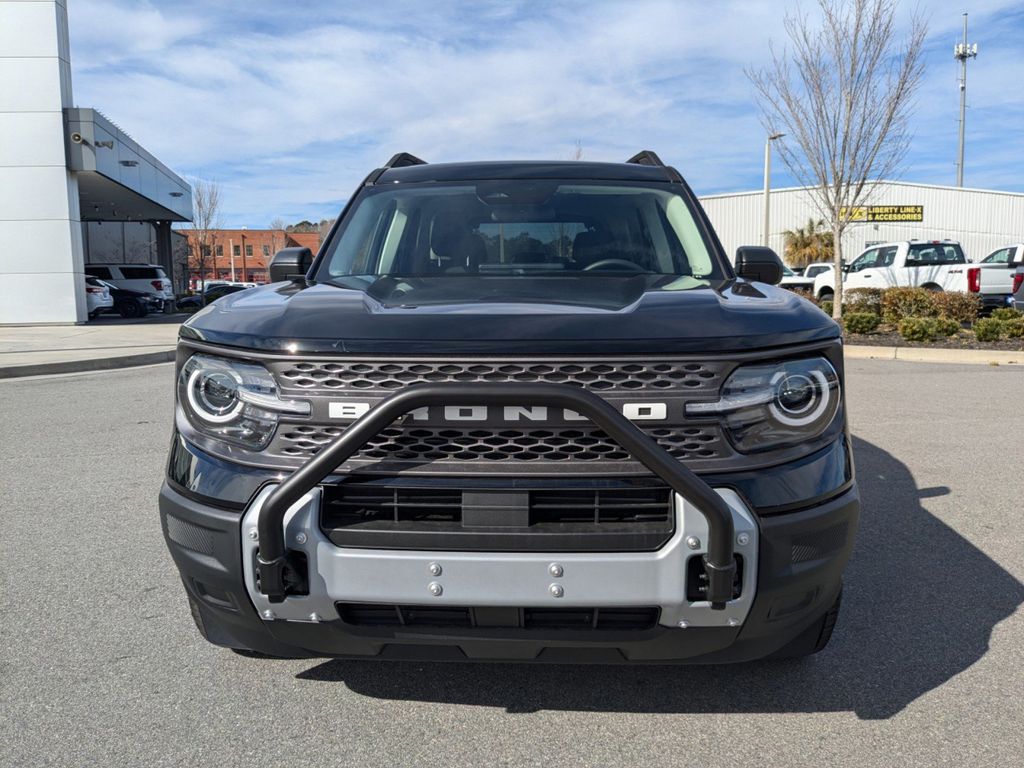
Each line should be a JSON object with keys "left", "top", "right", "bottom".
{"left": 240, "top": 485, "right": 758, "bottom": 628}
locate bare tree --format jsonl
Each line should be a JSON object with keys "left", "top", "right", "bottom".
{"left": 571, "top": 140, "right": 584, "bottom": 161}
{"left": 185, "top": 179, "right": 223, "bottom": 301}
{"left": 317, "top": 218, "right": 336, "bottom": 246}
{"left": 269, "top": 217, "right": 286, "bottom": 257}
{"left": 747, "top": 0, "right": 926, "bottom": 317}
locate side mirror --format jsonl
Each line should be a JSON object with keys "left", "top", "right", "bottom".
{"left": 269, "top": 247, "right": 313, "bottom": 283}
{"left": 735, "top": 246, "right": 784, "bottom": 285}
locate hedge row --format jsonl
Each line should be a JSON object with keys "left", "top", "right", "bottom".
{"left": 796, "top": 286, "right": 1022, "bottom": 343}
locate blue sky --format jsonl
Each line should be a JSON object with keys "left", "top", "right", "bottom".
{"left": 67, "top": 1, "right": 1024, "bottom": 228}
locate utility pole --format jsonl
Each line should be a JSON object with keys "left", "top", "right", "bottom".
{"left": 954, "top": 13, "right": 978, "bottom": 187}
{"left": 762, "top": 132, "right": 785, "bottom": 247}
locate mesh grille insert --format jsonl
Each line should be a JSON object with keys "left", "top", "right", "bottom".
{"left": 274, "top": 359, "right": 723, "bottom": 392}
{"left": 276, "top": 424, "right": 725, "bottom": 463}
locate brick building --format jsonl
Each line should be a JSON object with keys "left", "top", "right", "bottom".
{"left": 180, "top": 229, "right": 320, "bottom": 287}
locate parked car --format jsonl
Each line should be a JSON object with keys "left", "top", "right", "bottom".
{"left": 160, "top": 151, "right": 858, "bottom": 664}
{"left": 779, "top": 264, "right": 815, "bottom": 291}
{"left": 176, "top": 283, "right": 249, "bottom": 311}
{"left": 84, "top": 276, "right": 113, "bottom": 319}
{"left": 1013, "top": 263, "right": 1024, "bottom": 308}
{"left": 98, "top": 279, "right": 163, "bottom": 318}
{"left": 813, "top": 240, "right": 971, "bottom": 301}
{"left": 84, "top": 264, "right": 174, "bottom": 304}
{"left": 966, "top": 244, "right": 1023, "bottom": 312}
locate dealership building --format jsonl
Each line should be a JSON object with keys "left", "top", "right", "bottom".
{"left": 0, "top": 0, "right": 193, "bottom": 325}
{"left": 700, "top": 181, "right": 1024, "bottom": 265}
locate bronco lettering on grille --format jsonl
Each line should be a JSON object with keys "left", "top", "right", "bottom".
{"left": 327, "top": 401, "right": 669, "bottom": 423}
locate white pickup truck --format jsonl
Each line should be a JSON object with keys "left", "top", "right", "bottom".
{"left": 972, "top": 244, "right": 1023, "bottom": 311}
{"left": 813, "top": 240, "right": 1016, "bottom": 310}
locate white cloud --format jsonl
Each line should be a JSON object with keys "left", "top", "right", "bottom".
{"left": 67, "top": 0, "right": 1024, "bottom": 226}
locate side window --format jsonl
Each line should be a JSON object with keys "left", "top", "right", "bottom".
{"left": 120, "top": 266, "right": 158, "bottom": 280}
{"left": 982, "top": 248, "right": 1012, "bottom": 264}
{"left": 908, "top": 244, "right": 966, "bottom": 266}
{"left": 850, "top": 249, "right": 878, "bottom": 271}
{"left": 877, "top": 246, "right": 898, "bottom": 267}
{"left": 85, "top": 266, "right": 112, "bottom": 279}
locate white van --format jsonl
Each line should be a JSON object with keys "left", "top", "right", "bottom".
{"left": 84, "top": 264, "right": 174, "bottom": 302}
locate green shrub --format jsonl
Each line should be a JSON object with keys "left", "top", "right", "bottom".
{"left": 934, "top": 318, "right": 960, "bottom": 337}
{"left": 820, "top": 300, "right": 834, "bottom": 317}
{"left": 973, "top": 318, "right": 1003, "bottom": 342}
{"left": 898, "top": 317, "right": 938, "bottom": 342}
{"left": 882, "top": 287, "right": 937, "bottom": 324}
{"left": 843, "top": 312, "right": 880, "bottom": 334}
{"left": 1001, "top": 318, "right": 1024, "bottom": 338}
{"left": 845, "top": 288, "right": 883, "bottom": 316}
{"left": 932, "top": 291, "right": 980, "bottom": 324}
{"left": 990, "top": 307, "right": 1023, "bottom": 321}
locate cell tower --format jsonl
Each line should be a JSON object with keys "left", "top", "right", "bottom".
{"left": 954, "top": 13, "right": 978, "bottom": 187}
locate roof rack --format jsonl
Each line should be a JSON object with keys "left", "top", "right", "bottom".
{"left": 625, "top": 150, "right": 683, "bottom": 183}
{"left": 384, "top": 152, "right": 428, "bottom": 169}
{"left": 625, "top": 150, "right": 666, "bottom": 167}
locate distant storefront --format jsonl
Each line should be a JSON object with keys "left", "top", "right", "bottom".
{"left": 0, "top": 2, "right": 192, "bottom": 324}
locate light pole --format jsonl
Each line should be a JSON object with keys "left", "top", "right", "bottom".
{"left": 762, "top": 132, "right": 785, "bottom": 247}
{"left": 954, "top": 13, "right": 978, "bottom": 187}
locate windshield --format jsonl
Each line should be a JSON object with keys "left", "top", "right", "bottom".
{"left": 317, "top": 181, "right": 723, "bottom": 284}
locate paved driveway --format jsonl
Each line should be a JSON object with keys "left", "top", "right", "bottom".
{"left": 1, "top": 359, "right": 1021, "bottom": 767}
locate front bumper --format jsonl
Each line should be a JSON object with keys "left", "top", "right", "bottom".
{"left": 160, "top": 481, "right": 858, "bottom": 662}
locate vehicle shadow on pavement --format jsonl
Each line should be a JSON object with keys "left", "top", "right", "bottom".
{"left": 296, "top": 436, "right": 1023, "bottom": 720}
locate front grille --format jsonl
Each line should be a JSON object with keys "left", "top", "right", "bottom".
{"left": 275, "top": 359, "right": 723, "bottom": 392}
{"left": 276, "top": 424, "right": 726, "bottom": 462}
{"left": 264, "top": 355, "right": 736, "bottom": 473}
{"left": 336, "top": 603, "right": 660, "bottom": 631}
{"left": 321, "top": 482, "right": 674, "bottom": 551}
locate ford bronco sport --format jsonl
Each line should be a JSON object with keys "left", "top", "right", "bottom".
{"left": 160, "top": 152, "right": 858, "bottom": 662}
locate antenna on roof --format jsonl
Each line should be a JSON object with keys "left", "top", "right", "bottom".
{"left": 625, "top": 150, "right": 666, "bottom": 167}
{"left": 384, "top": 153, "right": 428, "bottom": 169}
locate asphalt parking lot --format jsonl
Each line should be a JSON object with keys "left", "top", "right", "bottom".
{"left": 1, "top": 358, "right": 1021, "bottom": 767}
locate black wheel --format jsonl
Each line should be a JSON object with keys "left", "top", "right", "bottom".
{"left": 817, "top": 289, "right": 834, "bottom": 303}
{"left": 769, "top": 586, "right": 842, "bottom": 659}
{"left": 88, "top": 310, "right": 100, "bottom": 320}
{"left": 923, "top": 283, "right": 943, "bottom": 292}
{"left": 118, "top": 298, "right": 143, "bottom": 318}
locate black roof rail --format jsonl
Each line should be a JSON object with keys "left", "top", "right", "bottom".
{"left": 384, "top": 152, "right": 428, "bottom": 169}
{"left": 364, "top": 153, "right": 428, "bottom": 186}
{"left": 625, "top": 150, "right": 666, "bottom": 167}
{"left": 625, "top": 150, "right": 682, "bottom": 183}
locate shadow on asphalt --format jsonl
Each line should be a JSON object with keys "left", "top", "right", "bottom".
{"left": 295, "top": 436, "right": 1023, "bottom": 719}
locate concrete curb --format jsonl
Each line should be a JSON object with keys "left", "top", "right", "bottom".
{"left": 0, "top": 350, "right": 175, "bottom": 379}
{"left": 845, "top": 344, "right": 1023, "bottom": 366}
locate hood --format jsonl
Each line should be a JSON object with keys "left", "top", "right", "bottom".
{"left": 180, "top": 276, "right": 840, "bottom": 355}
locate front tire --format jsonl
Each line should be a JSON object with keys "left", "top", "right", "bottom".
{"left": 817, "top": 289, "right": 834, "bottom": 303}
{"left": 118, "top": 299, "right": 143, "bottom": 318}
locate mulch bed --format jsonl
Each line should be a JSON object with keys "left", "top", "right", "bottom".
{"left": 844, "top": 330, "right": 1024, "bottom": 352}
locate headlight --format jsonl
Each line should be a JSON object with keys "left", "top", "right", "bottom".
{"left": 686, "top": 357, "right": 840, "bottom": 452}
{"left": 178, "top": 354, "right": 310, "bottom": 450}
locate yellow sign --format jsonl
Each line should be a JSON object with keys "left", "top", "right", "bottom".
{"left": 842, "top": 205, "right": 924, "bottom": 222}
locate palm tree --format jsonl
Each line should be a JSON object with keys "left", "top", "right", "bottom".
{"left": 783, "top": 218, "right": 834, "bottom": 267}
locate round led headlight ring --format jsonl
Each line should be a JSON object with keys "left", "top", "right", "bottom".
{"left": 186, "top": 367, "right": 243, "bottom": 423}
{"left": 769, "top": 368, "right": 832, "bottom": 427}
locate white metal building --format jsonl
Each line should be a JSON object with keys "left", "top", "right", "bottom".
{"left": 699, "top": 181, "right": 1024, "bottom": 265}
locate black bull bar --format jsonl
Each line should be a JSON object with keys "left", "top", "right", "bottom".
{"left": 256, "top": 383, "right": 737, "bottom": 608}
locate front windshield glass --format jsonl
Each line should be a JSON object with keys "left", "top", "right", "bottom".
{"left": 317, "top": 181, "right": 722, "bottom": 283}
